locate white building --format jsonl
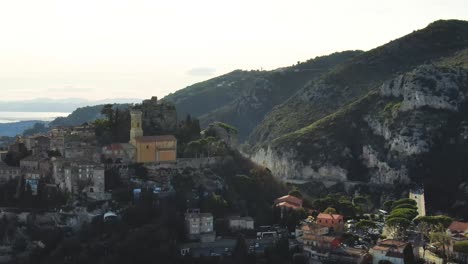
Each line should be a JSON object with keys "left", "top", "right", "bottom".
{"left": 409, "top": 188, "right": 426, "bottom": 217}
{"left": 369, "top": 239, "right": 408, "bottom": 264}
{"left": 228, "top": 216, "right": 254, "bottom": 230}
{"left": 185, "top": 209, "right": 214, "bottom": 242}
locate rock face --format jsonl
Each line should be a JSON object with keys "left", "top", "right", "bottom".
{"left": 203, "top": 122, "right": 239, "bottom": 148}
{"left": 139, "top": 97, "right": 178, "bottom": 135}
{"left": 250, "top": 65, "right": 468, "bottom": 217}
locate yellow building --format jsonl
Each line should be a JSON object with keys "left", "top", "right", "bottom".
{"left": 134, "top": 135, "right": 177, "bottom": 163}
{"left": 129, "top": 110, "right": 144, "bottom": 146}
{"left": 129, "top": 109, "right": 177, "bottom": 163}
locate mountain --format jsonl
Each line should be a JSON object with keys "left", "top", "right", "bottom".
{"left": 0, "top": 120, "right": 48, "bottom": 137}
{"left": 249, "top": 19, "right": 468, "bottom": 144}
{"left": 252, "top": 63, "right": 468, "bottom": 218}
{"left": 163, "top": 19, "right": 468, "bottom": 217}
{"left": 163, "top": 50, "right": 363, "bottom": 140}
{"left": 0, "top": 98, "right": 141, "bottom": 112}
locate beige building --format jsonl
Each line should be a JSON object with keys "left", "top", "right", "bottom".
{"left": 134, "top": 136, "right": 177, "bottom": 163}
{"left": 129, "top": 109, "right": 177, "bottom": 163}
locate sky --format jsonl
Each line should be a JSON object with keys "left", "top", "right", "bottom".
{"left": 0, "top": 0, "right": 467, "bottom": 101}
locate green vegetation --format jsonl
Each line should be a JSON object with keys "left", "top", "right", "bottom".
{"left": 93, "top": 104, "right": 131, "bottom": 145}
{"left": 50, "top": 104, "right": 130, "bottom": 127}
{"left": 355, "top": 220, "right": 377, "bottom": 231}
{"left": 216, "top": 121, "right": 238, "bottom": 134}
{"left": 23, "top": 122, "right": 48, "bottom": 136}
{"left": 251, "top": 20, "right": 468, "bottom": 145}
{"left": 454, "top": 241, "right": 468, "bottom": 254}
{"left": 323, "top": 207, "right": 338, "bottom": 214}
{"left": 385, "top": 198, "right": 419, "bottom": 239}
{"left": 164, "top": 51, "right": 363, "bottom": 141}
{"left": 414, "top": 215, "right": 453, "bottom": 228}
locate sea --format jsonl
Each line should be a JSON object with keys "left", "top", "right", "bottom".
{"left": 0, "top": 112, "right": 70, "bottom": 123}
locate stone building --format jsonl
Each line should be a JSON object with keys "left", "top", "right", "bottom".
{"left": 52, "top": 158, "right": 108, "bottom": 200}
{"left": 0, "top": 161, "right": 21, "bottom": 183}
{"left": 24, "top": 135, "right": 50, "bottom": 156}
{"left": 64, "top": 142, "right": 100, "bottom": 162}
{"left": 140, "top": 96, "right": 178, "bottom": 134}
{"left": 128, "top": 109, "right": 177, "bottom": 163}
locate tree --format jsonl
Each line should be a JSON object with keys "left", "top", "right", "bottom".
{"left": 288, "top": 188, "right": 303, "bottom": 199}
{"left": 403, "top": 243, "right": 415, "bottom": 264}
{"left": 353, "top": 196, "right": 369, "bottom": 211}
{"left": 429, "top": 225, "right": 451, "bottom": 259}
{"left": 386, "top": 217, "right": 410, "bottom": 239}
{"left": 275, "top": 236, "right": 290, "bottom": 261}
{"left": 392, "top": 198, "right": 417, "bottom": 209}
{"left": 323, "top": 207, "right": 338, "bottom": 214}
{"left": 383, "top": 200, "right": 395, "bottom": 212}
{"left": 233, "top": 235, "right": 248, "bottom": 263}
{"left": 414, "top": 215, "right": 453, "bottom": 229}
{"left": 356, "top": 220, "right": 377, "bottom": 231}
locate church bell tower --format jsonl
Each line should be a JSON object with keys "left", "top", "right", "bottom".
{"left": 130, "top": 110, "right": 143, "bottom": 146}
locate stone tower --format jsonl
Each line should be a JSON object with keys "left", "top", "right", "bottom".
{"left": 129, "top": 110, "right": 143, "bottom": 146}
{"left": 409, "top": 188, "right": 426, "bottom": 217}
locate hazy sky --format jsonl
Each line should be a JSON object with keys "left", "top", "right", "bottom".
{"left": 0, "top": 0, "right": 467, "bottom": 101}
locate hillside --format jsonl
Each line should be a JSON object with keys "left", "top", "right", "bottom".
{"left": 249, "top": 19, "right": 468, "bottom": 144}
{"left": 252, "top": 64, "right": 468, "bottom": 218}
{"left": 49, "top": 104, "right": 131, "bottom": 127}
{"left": 163, "top": 50, "right": 363, "bottom": 140}
{"left": 0, "top": 120, "right": 48, "bottom": 137}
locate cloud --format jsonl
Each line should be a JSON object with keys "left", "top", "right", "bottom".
{"left": 186, "top": 67, "right": 216, "bottom": 76}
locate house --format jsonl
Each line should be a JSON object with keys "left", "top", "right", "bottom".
{"left": 302, "top": 234, "right": 342, "bottom": 257}
{"left": 274, "top": 195, "right": 303, "bottom": 209}
{"left": 63, "top": 142, "right": 100, "bottom": 161}
{"left": 448, "top": 221, "right": 468, "bottom": 240}
{"left": 102, "top": 143, "right": 136, "bottom": 163}
{"left": 369, "top": 239, "right": 408, "bottom": 264}
{"left": 316, "top": 213, "right": 344, "bottom": 233}
{"left": 23, "top": 135, "right": 50, "bottom": 156}
{"left": 296, "top": 221, "right": 329, "bottom": 243}
{"left": 228, "top": 216, "right": 255, "bottom": 230}
{"left": 0, "top": 161, "right": 20, "bottom": 182}
{"left": 20, "top": 156, "right": 50, "bottom": 179}
{"left": 329, "top": 247, "right": 371, "bottom": 264}
{"left": 185, "top": 209, "right": 215, "bottom": 242}
{"left": 51, "top": 158, "right": 108, "bottom": 199}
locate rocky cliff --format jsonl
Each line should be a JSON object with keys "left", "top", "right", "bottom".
{"left": 251, "top": 64, "right": 468, "bottom": 217}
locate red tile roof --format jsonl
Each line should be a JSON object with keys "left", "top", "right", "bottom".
{"left": 449, "top": 221, "right": 468, "bottom": 232}
{"left": 135, "top": 135, "right": 177, "bottom": 143}
{"left": 276, "top": 201, "right": 301, "bottom": 210}
{"left": 275, "top": 195, "right": 303, "bottom": 207}
{"left": 104, "top": 143, "right": 124, "bottom": 151}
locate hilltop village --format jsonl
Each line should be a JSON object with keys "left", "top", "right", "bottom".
{"left": 0, "top": 97, "right": 468, "bottom": 264}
